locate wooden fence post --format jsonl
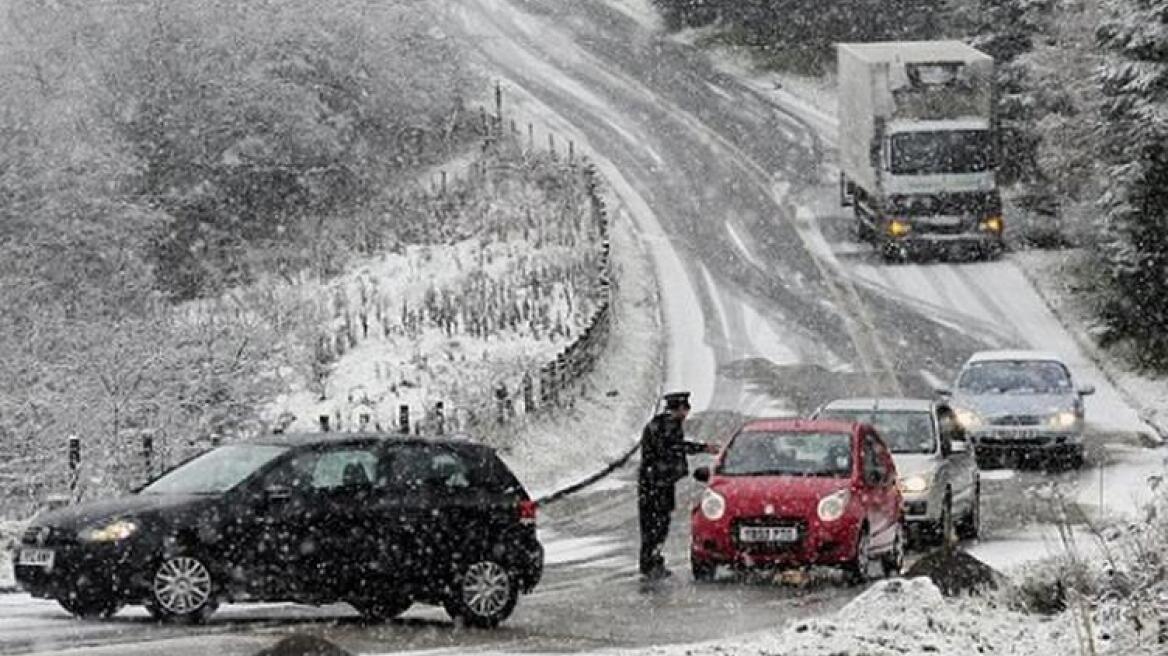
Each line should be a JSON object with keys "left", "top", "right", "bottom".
{"left": 67, "top": 435, "right": 80, "bottom": 498}
{"left": 399, "top": 405, "right": 411, "bottom": 435}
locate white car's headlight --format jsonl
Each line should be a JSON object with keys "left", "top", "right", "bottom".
{"left": 1049, "top": 411, "right": 1078, "bottom": 429}
{"left": 78, "top": 519, "right": 138, "bottom": 543}
{"left": 898, "top": 474, "right": 930, "bottom": 494}
{"left": 700, "top": 489, "right": 725, "bottom": 521}
{"left": 817, "top": 489, "right": 851, "bottom": 522}
{"left": 954, "top": 408, "right": 982, "bottom": 429}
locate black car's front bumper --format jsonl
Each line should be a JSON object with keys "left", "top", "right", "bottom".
{"left": 14, "top": 539, "right": 153, "bottom": 603}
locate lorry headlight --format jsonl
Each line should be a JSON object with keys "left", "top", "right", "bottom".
{"left": 898, "top": 474, "right": 930, "bottom": 494}
{"left": 1049, "top": 411, "right": 1078, "bottom": 428}
{"left": 979, "top": 215, "right": 1004, "bottom": 233}
{"left": 700, "top": 489, "right": 725, "bottom": 521}
{"left": 817, "top": 489, "right": 851, "bottom": 522}
{"left": 78, "top": 519, "right": 138, "bottom": 543}
{"left": 954, "top": 408, "right": 982, "bottom": 429}
{"left": 887, "top": 219, "right": 912, "bottom": 237}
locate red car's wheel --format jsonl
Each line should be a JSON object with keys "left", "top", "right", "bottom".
{"left": 691, "top": 557, "right": 717, "bottom": 582}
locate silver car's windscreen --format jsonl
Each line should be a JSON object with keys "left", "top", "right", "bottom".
{"left": 718, "top": 431, "right": 852, "bottom": 477}
{"left": 958, "top": 361, "right": 1072, "bottom": 395}
{"left": 818, "top": 411, "right": 935, "bottom": 455}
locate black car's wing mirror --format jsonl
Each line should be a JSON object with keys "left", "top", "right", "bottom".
{"left": 693, "top": 466, "right": 710, "bottom": 483}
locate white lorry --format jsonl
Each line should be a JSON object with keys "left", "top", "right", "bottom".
{"left": 837, "top": 41, "right": 1003, "bottom": 260}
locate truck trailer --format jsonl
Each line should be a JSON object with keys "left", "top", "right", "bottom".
{"left": 837, "top": 41, "right": 1003, "bottom": 260}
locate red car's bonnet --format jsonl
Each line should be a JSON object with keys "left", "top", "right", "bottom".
{"left": 708, "top": 474, "right": 852, "bottom": 518}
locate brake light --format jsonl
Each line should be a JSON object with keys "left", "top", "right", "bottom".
{"left": 519, "top": 499, "right": 538, "bottom": 526}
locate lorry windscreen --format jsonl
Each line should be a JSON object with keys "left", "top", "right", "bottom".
{"left": 890, "top": 130, "right": 992, "bottom": 175}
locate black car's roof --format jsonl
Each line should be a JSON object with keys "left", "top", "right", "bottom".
{"left": 245, "top": 432, "right": 493, "bottom": 451}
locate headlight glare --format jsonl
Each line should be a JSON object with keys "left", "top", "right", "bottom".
{"left": 1050, "top": 411, "right": 1078, "bottom": 428}
{"left": 898, "top": 474, "right": 930, "bottom": 494}
{"left": 954, "top": 408, "right": 982, "bottom": 429}
{"left": 78, "top": 519, "right": 138, "bottom": 543}
{"left": 700, "top": 489, "right": 725, "bottom": 521}
{"left": 817, "top": 489, "right": 851, "bottom": 522}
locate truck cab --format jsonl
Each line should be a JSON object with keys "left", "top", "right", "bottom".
{"left": 837, "top": 42, "right": 1004, "bottom": 261}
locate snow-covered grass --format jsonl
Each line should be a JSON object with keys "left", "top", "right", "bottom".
{"left": 499, "top": 210, "right": 664, "bottom": 498}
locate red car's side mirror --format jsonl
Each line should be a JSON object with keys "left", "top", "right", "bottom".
{"left": 693, "top": 467, "right": 711, "bottom": 484}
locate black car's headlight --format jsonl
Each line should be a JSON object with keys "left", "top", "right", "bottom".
{"left": 78, "top": 519, "right": 139, "bottom": 543}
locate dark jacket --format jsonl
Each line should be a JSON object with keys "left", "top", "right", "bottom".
{"left": 638, "top": 413, "right": 706, "bottom": 486}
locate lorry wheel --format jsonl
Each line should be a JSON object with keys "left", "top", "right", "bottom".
{"left": 881, "top": 241, "right": 907, "bottom": 264}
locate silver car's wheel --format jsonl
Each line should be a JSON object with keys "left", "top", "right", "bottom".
{"left": 881, "top": 523, "right": 905, "bottom": 577}
{"left": 150, "top": 555, "right": 216, "bottom": 623}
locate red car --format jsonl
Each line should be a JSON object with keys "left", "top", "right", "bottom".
{"left": 690, "top": 419, "right": 904, "bottom": 582}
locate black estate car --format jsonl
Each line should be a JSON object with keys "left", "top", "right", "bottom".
{"left": 15, "top": 433, "right": 543, "bottom": 627}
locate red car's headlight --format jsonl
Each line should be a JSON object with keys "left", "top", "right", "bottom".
{"left": 817, "top": 489, "right": 851, "bottom": 522}
{"left": 700, "top": 489, "right": 725, "bottom": 521}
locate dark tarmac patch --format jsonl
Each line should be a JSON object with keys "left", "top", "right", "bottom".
{"left": 253, "top": 634, "right": 354, "bottom": 656}
{"left": 905, "top": 548, "right": 1003, "bottom": 597}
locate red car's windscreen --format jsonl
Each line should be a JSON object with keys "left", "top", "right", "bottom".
{"left": 718, "top": 431, "right": 853, "bottom": 478}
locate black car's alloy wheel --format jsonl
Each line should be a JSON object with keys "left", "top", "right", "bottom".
{"left": 147, "top": 554, "right": 217, "bottom": 623}
{"left": 445, "top": 559, "right": 518, "bottom": 628}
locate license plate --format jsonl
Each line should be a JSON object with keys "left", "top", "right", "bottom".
{"left": 18, "top": 548, "right": 54, "bottom": 569}
{"left": 739, "top": 526, "right": 798, "bottom": 543}
{"left": 994, "top": 430, "right": 1039, "bottom": 439}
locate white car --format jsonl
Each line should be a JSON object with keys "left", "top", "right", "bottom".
{"left": 941, "top": 350, "right": 1094, "bottom": 470}
{"left": 814, "top": 398, "right": 979, "bottom": 546}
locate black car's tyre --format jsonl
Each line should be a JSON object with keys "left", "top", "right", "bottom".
{"left": 691, "top": 557, "right": 717, "bottom": 583}
{"left": 444, "top": 559, "right": 518, "bottom": 628}
{"left": 957, "top": 482, "right": 981, "bottom": 540}
{"left": 351, "top": 597, "right": 412, "bottom": 623}
{"left": 58, "top": 594, "right": 121, "bottom": 619}
{"left": 146, "top": 553, "right": 218, "bottom": 624}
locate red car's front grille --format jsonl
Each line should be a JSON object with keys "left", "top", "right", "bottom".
{"left": 730, "top": 517, "right": 807, "bottom": 553}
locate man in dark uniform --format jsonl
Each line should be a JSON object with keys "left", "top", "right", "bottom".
{"left": 638, "top": 391, "right": 717, "bottom": 579}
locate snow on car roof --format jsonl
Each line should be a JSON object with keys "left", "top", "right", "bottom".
{"left": 967, "top": 350, "right": 1066, "bottom": 364}
{"left": 820, "top": 398, "right": 935, "bottom": 412}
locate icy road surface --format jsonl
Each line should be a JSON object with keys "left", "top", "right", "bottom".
{"left": 0, "top": 0, "right": 1160, "bottom": 653}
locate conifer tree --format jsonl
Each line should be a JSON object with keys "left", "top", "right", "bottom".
{"left": 1094, "top": 0, "right": 1168, "bottom": 368}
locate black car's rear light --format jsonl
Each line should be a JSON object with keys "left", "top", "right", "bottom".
{"left": 518, "top": 499, "right": 538, "bottom": 526}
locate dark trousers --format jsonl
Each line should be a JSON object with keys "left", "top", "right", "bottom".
{"left": 638, "top": 480, "right": 675, "bottom": 574}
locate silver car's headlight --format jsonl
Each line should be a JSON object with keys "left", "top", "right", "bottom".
{"left": 954, "top": 408, "right": 982, "bottom": 429}
{"left": 898, "top": 474, "right": 930, "bottom": 494}
{"left": 1049, "top": 411, "right": 1078, "bottom": 429}
{"left": 78, "top": 519, "right": 138, "bottom": 543}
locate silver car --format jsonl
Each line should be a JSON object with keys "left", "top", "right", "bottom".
{"left": 941, "top": 350, "right": 1094, "bottom": 470}
{"left": 814, "top": 398, "right": 979, "bottom": 546}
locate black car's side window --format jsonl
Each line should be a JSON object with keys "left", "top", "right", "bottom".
{"left": 262, "top": 445, "right": 382, "bottom": 493}
{"left": 385, "top": 446, "right": 473, "bottom": 493}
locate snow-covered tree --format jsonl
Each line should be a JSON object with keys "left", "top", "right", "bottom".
{"left": 1094, "top": 0, "right": 1168, "bottom": 369}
